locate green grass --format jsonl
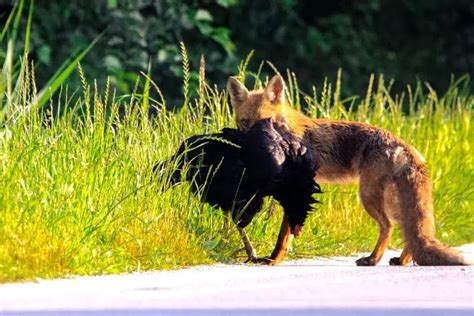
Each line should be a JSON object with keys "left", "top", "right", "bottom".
{"left": 1, "top": 45, "right": 473, "bottom": 282}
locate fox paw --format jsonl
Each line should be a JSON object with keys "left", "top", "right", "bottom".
{"left": 389, "top": 257, "right": 402, "bottom": 265}
{"left": 356, "top": 256, "right": 376, "bottom": 266}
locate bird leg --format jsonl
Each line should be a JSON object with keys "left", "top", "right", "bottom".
{"left": 237, "top": 226, "right": 257, "bottom": 260}
{"left": 237, "top": 226, "right": 273, "bottom": 264}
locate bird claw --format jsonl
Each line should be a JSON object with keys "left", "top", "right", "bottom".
{"left": 245, "top": 256, "right": 275, "bottom": 265}
{"left": 280, "top": 139, "right": 307, "bottom": 160}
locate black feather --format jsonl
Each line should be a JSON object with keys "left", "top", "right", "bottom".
{"left": 154, "top": 118, "right": 322, "bottom": 230}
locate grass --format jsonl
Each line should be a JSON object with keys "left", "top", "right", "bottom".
{"left": 1, "top": 22, "right": 473, "bottom": 282}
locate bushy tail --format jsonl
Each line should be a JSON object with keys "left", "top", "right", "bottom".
{"left": 410, "top": 238, "right": 466, "bottom": 266}
{"left": 396, "top": 158, "right": 467, "bottom": 266}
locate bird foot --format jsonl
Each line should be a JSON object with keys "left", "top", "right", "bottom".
{"left": 245, "top": 256, "right": 275, "bottom": 265}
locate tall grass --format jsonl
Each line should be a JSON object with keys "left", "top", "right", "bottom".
{"left": 1, "top": 40, "right": 473, "bottom": 281}
{"left": 1, "top": 0, "right": 98, "bottom": 115}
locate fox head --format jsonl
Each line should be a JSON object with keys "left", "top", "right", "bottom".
{"left": 227, "top": 75, "right": 287, "bottom": 132}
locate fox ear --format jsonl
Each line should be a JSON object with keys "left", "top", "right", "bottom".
{"left": 227, "top": 76, "right": 248, "bottom": 105}
{"left": 265, "top": 75, "right": 285, "bottom": 105}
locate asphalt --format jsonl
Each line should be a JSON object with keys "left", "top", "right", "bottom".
{"left": 1, "top": 245, "right": 473, "bottom": 316}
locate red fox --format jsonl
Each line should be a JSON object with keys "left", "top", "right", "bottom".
{"left": 227, "top": 74, "right": 467, "bottom": 266}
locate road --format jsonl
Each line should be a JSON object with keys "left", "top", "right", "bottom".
{"left": 1, "top": 245, "right": 473, "bottom": 316}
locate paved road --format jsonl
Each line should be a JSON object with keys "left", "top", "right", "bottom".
{"left": 1, "top": 246, "right": 473, "bottom": 316}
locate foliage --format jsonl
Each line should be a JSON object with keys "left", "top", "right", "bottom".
{"left": 5, "top": 0, "right": 237, "bottom": 104}
{"left": 2, "top": 0, "right": 472, "bottom": 104}
{"left": 226, "top": 0, "right": 474, "bottom": 95}
{"left": 0, "top": 0, "right": 98, "bottom": 116}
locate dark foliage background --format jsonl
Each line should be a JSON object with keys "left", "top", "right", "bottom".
{"left": 1, "top": 0, "right": 473, "bottom": 104}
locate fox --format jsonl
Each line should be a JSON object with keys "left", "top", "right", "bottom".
{"left": 227, "top": 74, "right": 467, "bottom": 266}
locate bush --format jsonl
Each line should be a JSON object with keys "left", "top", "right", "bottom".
{"left": 2, "top": 0, "right": 473, "bottom": 104}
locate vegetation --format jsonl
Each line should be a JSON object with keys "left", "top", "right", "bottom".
{"left": 3, "top": 0, "right": 473, "bottom": 99}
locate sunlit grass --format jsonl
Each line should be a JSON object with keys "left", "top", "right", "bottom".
{"left": 1, "top": 43, "right": 473, "bottom": 282}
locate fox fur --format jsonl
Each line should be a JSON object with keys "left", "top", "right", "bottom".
{"left": 227, "top": 74, "right": 467, "bottom": 266}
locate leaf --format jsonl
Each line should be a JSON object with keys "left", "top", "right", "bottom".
{"left": 10, "top": 0, "right": 26, "bottom": 43}
{"left": 23, "top": 0, "right": 34, "bottom": 57}
{"left": 203, "top": 237, "right": 221, "bottom": 251}
{"left": 142, "top": 60, "right": 151, "bottom": 114}
{"left": 37, "top": 44, "right": 52, "bottom": 65}
{"left": 196, "top": 22, "right": 213, "bottom": 36}
{"left": 216, "top": 0, "right": 238, "bottom": 8}
{"left": 107, "top": 0, "right": 117, "bottom": 9}
{"left": 195, "top": 9, "right": 213, "bottom": 22}
{"left": 0, "top": 3, "right": 17, "bottom": 44}
{"left": 211, "top": 27, "right": 235, "bottom": 54}
{"left": 104, "top": 55, "right": 122, "bottom": 71}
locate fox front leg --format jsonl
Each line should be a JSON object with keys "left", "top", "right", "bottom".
{"left": 268, "top": 214, "right": 293, "bottom": 265}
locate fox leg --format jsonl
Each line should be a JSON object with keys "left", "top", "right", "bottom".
{"left": 268, "top": 214, "right": 293, "bottom": 265}
{"left": 241, "top": 214, "right": 292, "bottom": 265}
{"left": 356, "top": 179, "right": 393, "bottom": 266}
{"left": 389, "top": 247, "right": 413, "bottom": 266}
{"left": 356, "top": 214, "right": 393, "bottom": 266}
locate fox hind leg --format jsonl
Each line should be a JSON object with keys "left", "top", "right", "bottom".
{"left": 356, "top": 177, "right": 393, "bottom": 266}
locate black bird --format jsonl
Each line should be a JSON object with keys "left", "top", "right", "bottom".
{"left": 154, "top": 119, "right": 321, "bottom": 263}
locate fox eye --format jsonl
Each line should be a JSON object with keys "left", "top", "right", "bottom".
{"left": 240, "top": 119, "right": 250, "bottom": 129}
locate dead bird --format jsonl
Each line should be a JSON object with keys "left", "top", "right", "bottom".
{"left": 154, "top": 118, "right": 321, "bottom": 264}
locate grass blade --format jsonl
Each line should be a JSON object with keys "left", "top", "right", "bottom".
{"left": 0, "top": 3, "right": 17, "bottom": 43}
{"left": 37, "top": 33, "right": 102, "bottom": 108}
